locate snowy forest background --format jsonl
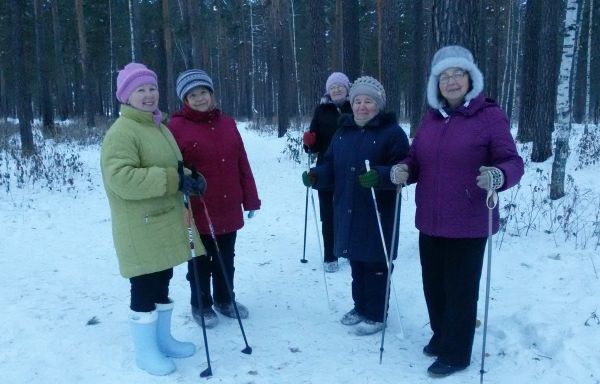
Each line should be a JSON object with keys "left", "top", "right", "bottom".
{"left": 2, "top": 1, "right": 600, "bottom": 187}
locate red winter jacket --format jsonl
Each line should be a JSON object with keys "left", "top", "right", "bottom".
{"left": 168, "top": 104, "right": 261, "bottom": 234}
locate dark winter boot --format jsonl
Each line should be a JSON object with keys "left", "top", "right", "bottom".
{"left": 427, "top": 360, "right": 468, "bottom": 377}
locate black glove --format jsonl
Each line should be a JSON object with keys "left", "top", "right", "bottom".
{"left": 178, "top": 161, "right": 206, "bottom": 195}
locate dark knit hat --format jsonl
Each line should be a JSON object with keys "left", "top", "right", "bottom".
{"left": 116, "top": 63, "right": 158, "bottom": 104}
{"left": 176, "top": 69, "right": 214, "bottom": 101}
{"left": 349, "top": 76, "right": 386, "bottom": 110}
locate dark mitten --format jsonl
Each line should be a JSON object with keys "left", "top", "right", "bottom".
{"left": 358, "top": 169, "right": 379, "bottom": 188}
{"left": 302, "top": 170, "right": 318, "bottom": 187}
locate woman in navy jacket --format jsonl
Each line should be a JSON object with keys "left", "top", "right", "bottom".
{"left": 303, "top": 76, "right": 409, "bottom": 336}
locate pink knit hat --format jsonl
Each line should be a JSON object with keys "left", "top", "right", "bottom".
{"left": 325, "top": 72, "right": 350, "bottom": 92}
{"left": 116, "top": 63, "right": 158, "bottom": 103}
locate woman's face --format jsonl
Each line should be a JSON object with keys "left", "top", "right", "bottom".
{"left": 352, "top": 95, "right": 379, "bottom": 122}
{"left": 438, "top": 67, "right": 469, "bottom": 108}
{"left": 186, "top": 87, "right": 214, "bottom": 112}
{"left": 128, "top": 84, "right": 159, "bottom": 112}
{"left": 328, "top": 84, "right": 348, "bottom": 103}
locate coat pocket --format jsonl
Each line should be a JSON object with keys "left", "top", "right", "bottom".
{"left": 144, "top": 205, "right": 175, "bottom": 224}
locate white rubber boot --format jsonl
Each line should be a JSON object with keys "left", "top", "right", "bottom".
{"left": 155, "top": 302, "right": 196, "bottom": 358}
{"left": 129, "top": 310, "right": 175, "bottom": 375}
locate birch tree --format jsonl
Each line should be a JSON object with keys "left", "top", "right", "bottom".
{"left": 551, "top": 0, "right": 582, "bottom": 199}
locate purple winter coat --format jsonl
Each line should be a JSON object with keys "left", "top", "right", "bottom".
{"left": 404, "top": 93, "right": 523, "bottom": 238}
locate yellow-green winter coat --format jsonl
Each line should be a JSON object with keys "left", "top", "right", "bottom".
{"left": 101, "top": 105, "right": 205, "bottom": 278}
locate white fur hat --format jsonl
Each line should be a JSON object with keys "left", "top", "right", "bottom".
{"left": 426, "top": 45, "right": 484, "bottom": 109}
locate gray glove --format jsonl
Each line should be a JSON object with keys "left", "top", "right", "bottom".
{"left": 390, "top": 163, "right": 409, "bottom": 185}
{"left": 476, "top": 166, "right": 504, "bottom": 191}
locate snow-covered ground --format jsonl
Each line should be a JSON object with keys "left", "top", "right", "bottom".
{"left": 1, "top": 122, "right": 599, "bottom": 384}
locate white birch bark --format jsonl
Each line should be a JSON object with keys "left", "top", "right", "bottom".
{"left": 128, "top": 0, "right": 135, "bottom": 61}
{"left": 550, "top": 0, "right": 581, "bottom": 199}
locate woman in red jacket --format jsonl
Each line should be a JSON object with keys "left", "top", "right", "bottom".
{"left": 169, "top": 69, "right": 261, "bottom": 329}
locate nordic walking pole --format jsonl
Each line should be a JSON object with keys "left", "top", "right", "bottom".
{"left": 480, "top": 173, "right": 498, "bottom": 384}
{"left": 364, "top": 160, "right": 392, "bottom": 270}
{"left": 309, "top": 183, "right": 331, "bottom": 307}
{"left": 198, "top": 196, "right": 252, "bottom": 355}
{"left": 301, "top": 153, "right": 310, "bottom": 263}
{"left": 183, "top": 193, "right": 213, "bottom": 378}
{"left": 379, "top": 183, "right": 402, "bottom": 364}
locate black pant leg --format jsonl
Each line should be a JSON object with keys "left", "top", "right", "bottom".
{"left": 130, "top": 268, "right": 173, "bottom": 312}
{"left": 419, "top": 233, "right": 445, "bottom": 349}
{"left": 318, "top": 189, "right": 336, "bottom": 263}
{"left": 350, "top": 260, "right": 366, "bottom": 314}
{"left": 438, "top": 236, "right": 486, "bottom": 367}
{"left": 188, "top": 235, "right": 214, "bottom": 309}
{"left": 211, "top": 232, "right": 237, "bottom": 304}
{"left": 362, "top": 261, "right": 389, "bottom": 322}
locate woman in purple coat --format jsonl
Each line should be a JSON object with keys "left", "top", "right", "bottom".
{"left": 391, "top": 46, "right": 524, "bottom": 377}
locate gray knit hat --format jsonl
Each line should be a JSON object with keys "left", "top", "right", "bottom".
{"left": 426, "top": 45, "right": 484, "bottom": 109}
{"left": 176, "top": 69, "right": 214, "bottom": 101}
{"left": 349, "top": 76, "right": 386, "bottom": 110}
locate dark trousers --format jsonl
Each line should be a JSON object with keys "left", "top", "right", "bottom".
{"left": 318, "top": 189, "right": 336, "bottom": 263}
{"left": 419, "top": 233, "right": 487, "bottom": 367}
{"left": 188, "top": 231, "right": 237, "bottom": 309}
{"left": 129, "top": 268, "right": 173, "bottom": 312}
{"left": 350, "top": 260, "right": 389, "bottom": 322}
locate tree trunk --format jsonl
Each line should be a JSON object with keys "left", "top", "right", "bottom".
{"left": 531, "top": 0, "right": 564, "bottom": 162}
{"left": 550, "top": 0, "right": 581, "bottom": 199}
{"left": 431, "top": 0, "right": 478, "bottom": 52}
{"left": 409, "top": 1, "right": 430, "bottom": 137}
{"left": 51, "top": 0, "right": 70, "bottom": 120}
{"left": 379, "top": 0, "right": 401, "bottom": 116}
{"left": 307, "top": 0, "right": 326, "bottom": 106}
{"left": 342, "top": 0, "right": 360, "bottom": 80}
{"left": 34, "top": 0, "right": 55, "bottom": 136}
{"left": 332, "top": 0, "right": 343, "bottom": 71}
{"left": 75, "top": 0, "right": 95, "bottom": 127}
{"left": 162, "top": 0, "right": 176, "bottom": 112}
{"left": 11, "top": 0, "right": 34, "bottom": 154}
{"left": 187, "top": 0, "right": 204, "bottom": 68}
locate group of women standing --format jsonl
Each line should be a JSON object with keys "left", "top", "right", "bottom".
{"left": 303, "top": 45, "right": 523, "bottom": 377}
{"left": 100, "top": 44, "right": 523, "bottom": 379}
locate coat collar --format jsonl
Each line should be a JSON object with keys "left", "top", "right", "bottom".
{"left": 178, "top": 103, "right": 221, "bottom": 123}
{"left": 119, "top": 104, "right": 161, "bottom": 126}
{"left": 339, "top": 111, "right": 397, "bottom": 129}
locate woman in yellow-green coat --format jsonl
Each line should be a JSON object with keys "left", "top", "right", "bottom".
{"left": 101, "top": 62, "right": 206, "bottom": 376}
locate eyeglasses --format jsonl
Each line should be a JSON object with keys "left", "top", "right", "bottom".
{"left": 328, "top": 85, "right": 346, "bottom": 92}
{"left": 439, "top": 70, "right": 466, "bottom": 85}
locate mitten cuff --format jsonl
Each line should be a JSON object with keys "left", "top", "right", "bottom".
{"left": 489, "top": 167, "right": 504, "bottom": 190}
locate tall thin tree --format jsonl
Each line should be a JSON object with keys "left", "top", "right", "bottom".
{"left": 75, "top": 0, "right": 95, "bottom": 127}
{"left": 551, "top": 0, "right": 582, "bottom": 199}
{"left": 10, "top": 0, "right": 34, "bottom": 153}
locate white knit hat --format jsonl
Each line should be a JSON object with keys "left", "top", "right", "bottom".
{"left": 426, "top": 45, "right": 484, "bottom": 109}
